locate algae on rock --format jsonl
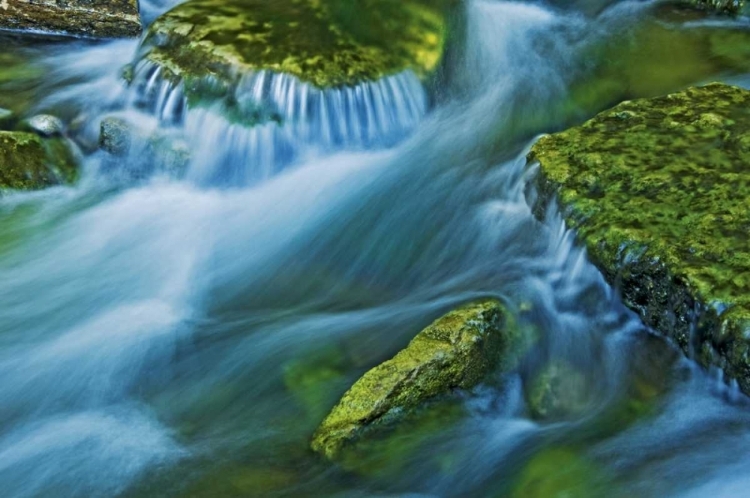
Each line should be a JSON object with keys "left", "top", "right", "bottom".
{"left": 0, "top": 0, "right": 142, "bottom": 38}
{"left": 690, "top": 0, "right": 744, "bottom": 14}
{"left": 311, "top": 298, "right": 520, "bottom": 461}
{"left": 528, "top": 83, "right": 750, "bottom": 395}
{"left": 142, "top": 0, "right": 452, "bottom": 88}
{"left": 0, "top": 131, "right": 77, "bottom": 190}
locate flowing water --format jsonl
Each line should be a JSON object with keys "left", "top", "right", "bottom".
{"left": 1, "top": 0, "right": 750, "bottom": 496}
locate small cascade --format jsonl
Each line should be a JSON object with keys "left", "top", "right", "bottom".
{"left": 127, "top": 59, "right": 428, "bottom": 186}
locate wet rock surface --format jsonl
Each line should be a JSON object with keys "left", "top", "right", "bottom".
{"left": 24, "top": 114, "right": 64, "bottom": 137}
{"left": 0, "top": 0, "right": 142, "bottom": 38}
{"left": 529, "top": 83, "right": 750, "bottom": 395}
{"left": 0, "top": 131, "right": 77, "bottom": 190}
{"left": 142, "top": 0, "right": 451, "bottom": 88}
{"left": 690, "top": 0, "right": 744, "bottom": 14}
{"left": 99, "top": 116, "right": 132, "bottom": 156}
{"left": 311, "top": 299, "right": 520, "bottom": 460}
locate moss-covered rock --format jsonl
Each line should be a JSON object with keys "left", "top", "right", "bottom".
{"left": 0, "top": 131, "right": 77, "bottom": 190}
{"left": 143, "top": 0, "right": 452, "bottom": 88}
{"left": 0, "top": 0, "right": 141, "bottom": 38}
{"left": 528, "top": 83, "right": 750, "bottom": 395}
{"left": 689, "top": 0, "right": 744, "bottom": 14}
{"left": 311, "top": 299, "right": 519, "bottom": 460}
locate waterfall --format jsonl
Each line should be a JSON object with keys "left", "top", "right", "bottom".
{"left": 128, "top": 59, "right": 428, "bottom": 186}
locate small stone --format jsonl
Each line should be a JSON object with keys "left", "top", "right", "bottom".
{"left": 99, "top": 117, "right": 132, "bottom": 156}
{"left": 25, "top": 114, "right": 64, "bottom": 137}
{"left": 121, "top": 64, "right": 135, "bottom": 84}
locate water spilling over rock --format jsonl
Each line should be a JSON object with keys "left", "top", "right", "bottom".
{"left": 119, "top": 0, "right": 452, "bottom": 186}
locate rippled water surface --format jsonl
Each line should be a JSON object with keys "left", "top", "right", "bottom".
{"left": 1, "top": 0, "right": 750, "bottom": 496}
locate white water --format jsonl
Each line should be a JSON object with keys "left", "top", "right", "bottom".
{"left": 1, "top": 0, "right": 750, "bottom": 496}
{"left": 127, "top": 58, "right": 427, "bottom": 185}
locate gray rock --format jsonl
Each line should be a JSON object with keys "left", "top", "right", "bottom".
{"left": 25, "top": 114, "right": 64, "bottom": 137}
{"left": 0, "top": 0, "right": 142, "bottom": 39}
{"left": 99, "top": 117, "right": 132, "bottom": 156}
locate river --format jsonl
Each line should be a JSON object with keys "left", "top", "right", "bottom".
{"left": 1, "top": 0, "right": 750, "bottom": 496}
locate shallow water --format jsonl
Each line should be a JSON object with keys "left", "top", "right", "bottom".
{"left": 1, "top": 0, "right": 750, "bottom": 496}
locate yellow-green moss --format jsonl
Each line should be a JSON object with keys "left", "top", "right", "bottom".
{"left": 311, "top": 299, "right": 520, "bottom": 460}
{"left": 510, "top": 447, "right": 612, "bottom": 498}
{"left": 144, "top": 0, "right": 452, "bottom": 88}
{"left": 0, "top": 131, "right": 78, "bottom": 191}
{"left": 529, "top": 83, "right": 750, "bottom": 394}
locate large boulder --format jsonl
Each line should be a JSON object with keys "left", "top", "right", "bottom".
{"left": 528, "top": 83, "right": 750, "bottom": 394}
{"left": 0, "top": 131, "right": 77, "bottom": 190}
{"left": 0, "top": 0, "right": 141, "bottom": 38}
{"left": 311, "top": 299, "right": 521, "bottom": 460}
{"left": 142, "top": 0, "right": 452, "bottom": 88}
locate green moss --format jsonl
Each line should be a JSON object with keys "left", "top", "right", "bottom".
{"left": 144, "top": 0, "right": 452, "bottom": 88}
{"left": 181, "top": 464, "right": 297, "bottom": 497}
{"left": 0, "top": 131, "right": 78, "bottom": 191}
{"left": 282, "top": 346, "right": 351, "bottom": 425}
{"left": 335, "top": 398, "right": 467, "bottom": 476}
{"left": 510, "top": 448, "right": 612, "bottom": 498}
{"left": 529, "top": 83, "right": 750, "bottom": 394}
{"left": 311, "top": 299, "right": 521, "bottom": 460}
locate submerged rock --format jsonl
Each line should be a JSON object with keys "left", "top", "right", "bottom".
{"left": 528, "top": 83, "right": 750, "bottom": 395}
{"left": 0, "top": 0, "right": 142, "bottom": 38}
{"left": 99, "top": 117, "right": 132, "bottom": 156}
{"left": 526, "top": 361, "right": 590, "bottom": 421}
{"left": 24, "top": 114, "right": 64, "bottom": 138}
{"left": 142, "top": 0, "right": 451, "bottom": 88}
{"left": 0, "top": 131, "right": 77, "bottom": 190}
{"left": 511, "top": 447, "right": 611, "bottom": 498}
{"left": 311, "top": 299, "right": 519, "bottom": 460}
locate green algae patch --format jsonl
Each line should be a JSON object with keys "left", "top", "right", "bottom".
{"left": 0, "top": 131, "right": 77, "bottom": 191}
{"left": 283, "top": 346, "right": 352, "bottom": 426}
{"left": 311, "top": 299, "right": 520, "bottom": 461}
{"left": 143, "top": 0, "right": 451, "bottom": 88}
{"left": 529, "top": 83, "right": 750, "bottom": 394}
{"left": 510, "top": 447, "right": 612, "bottom": 498}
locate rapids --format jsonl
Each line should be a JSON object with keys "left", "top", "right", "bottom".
{"left": 1, "top": 0, "right": 750, "bottom": 496}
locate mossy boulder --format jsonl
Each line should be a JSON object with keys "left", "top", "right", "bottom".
{"left": 143, "top": 0, "right": 452, "bottom": 88}
{"left": 689, "top": 0, "right": 744, "bottom": 14}
{"left": 0, "top": 131, "right": 78, "bottom": 190}
{"left": 0, "top": 0, "right": 141, "bottom": 38}
{"left": 311, "top": 299, "right": 519, "bottom": 460}
{"left": 528, "top": 83, "right": 750, "bottom": 395}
